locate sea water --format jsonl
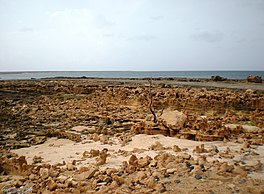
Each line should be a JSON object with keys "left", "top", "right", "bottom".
{"left": 0, "top": 71, "right": 263, "bottom": 80}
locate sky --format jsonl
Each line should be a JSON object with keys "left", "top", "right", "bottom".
{"left": 0, "top": 0, "right": 264, "bottom": 71}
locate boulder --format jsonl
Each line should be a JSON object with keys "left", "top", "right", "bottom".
{"left": 247, "top": 75, "right": 262, "bottom": 83}
{"left": 211, "top": 75, "right": 227, "bottom": 81}
{"left": 73, "top": 166, "right": 99, "bottom": 180}
{"left": 160, "top": 110, "right": 187, "bottom": 130}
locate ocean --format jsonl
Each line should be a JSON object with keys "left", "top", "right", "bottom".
{"left": 0, "top": 71, "right": 263, "bottom": 80}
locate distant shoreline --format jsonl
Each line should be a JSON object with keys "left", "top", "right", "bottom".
{"left": 0, "top": 71, "right": 263, "bottom": 80}
{"left": 1, "top": 77, "right": 264, "bottom": 91}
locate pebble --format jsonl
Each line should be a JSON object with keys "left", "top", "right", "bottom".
{"left": 195, "top": 174, "right": 202, "bottom": 180}
{"left": 160, "top": 187, "right": 167, "bottom": 193}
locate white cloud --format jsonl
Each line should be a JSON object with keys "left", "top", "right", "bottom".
{"left": 129, "top": 34, "right": 157, "bottom": 41}
{"left": 49, "top": 9, "right": 113, "bottom": 30}
{"left": 19, "top": 27, "right": 34, "bottom": 32}
{"left": 94, "top": 14, "right": 114, "bottom": 29}
{"left": 150, "top": 15, "right": 164, "bottom": 20}
{"left": 191, "top": 31, "right": 223, "bottom": 43}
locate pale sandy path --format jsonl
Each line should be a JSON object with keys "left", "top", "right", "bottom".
{"left": 12, "top": 134, "right": 264, "bottom": 180}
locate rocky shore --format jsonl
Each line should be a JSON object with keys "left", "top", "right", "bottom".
{"left": 0, "top": 78, "right": 264, "bottom": 193}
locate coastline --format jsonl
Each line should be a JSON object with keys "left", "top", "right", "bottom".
{"left": 1, "top": 78, "right": 264, "bottom": 193}
{"left": 1, "top": 77, "right": 264, "bottom": 91}
{"left": 1, "top": 70, "right": 264, "bottom": 81}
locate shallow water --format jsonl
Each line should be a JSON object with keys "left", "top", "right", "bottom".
{"left": 0, "top": 71, "right": 263, "bottom": 80}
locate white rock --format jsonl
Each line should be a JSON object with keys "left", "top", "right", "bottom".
{"left": 39, "top": 168, "right": 49, "bottom": 180}
{"left": 160, "top": 110, "right": 187, "bottom": 130}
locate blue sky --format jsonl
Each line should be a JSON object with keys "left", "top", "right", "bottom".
{"left": 0, "top": 0, "right": 264, "bottom": 71}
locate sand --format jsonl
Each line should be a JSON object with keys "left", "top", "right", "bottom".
{"left": 13, "top": 133, "right": 264, "bottom": 180}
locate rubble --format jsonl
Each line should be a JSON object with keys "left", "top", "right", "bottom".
{"left": 0, "top": 78, "right": 264, "bottom": 193}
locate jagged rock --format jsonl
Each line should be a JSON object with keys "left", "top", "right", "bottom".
{"left": 150, "top": 141, "right": 165, "bottom": 151}
{"left": 241, "top": 140, "right": 250, "bottom": 151}
{"left": 28, "top": 173, "right": 36, "bottom": 180}
{"left": 72, "top": 126, "right": 96, "bottom": 134}
{"left": 79, "top": 166, "right": 89, "bottom": 173}
{"left": 219, "top": 147, "right": 234, "bottom": 158}
{"left": 99, "top": 134, "right": 109, "bottom": 144}
{"left": 39, "top": 168, "right": 49, "bottom": 180}
{"left": 247, "top": 75, "right": 262, "bottom": 83}
{"left": 211, "top": 75, "right": 227, "bottom": 81}
{"left": 232, "top": 165, "right": 247, "bottom": 177}
{"left": 133, "top": 148, "right": 147, "bottom": 153}
{"left": 47, "top": 179, "right": 57, "bottom": 191}
{"left": 111, "top": 174, "right": 125, "bottom": 186}
{"left": 105, "top": 168, "right": 117, "bottom": 176}
{"left": 65, "top": 178, "right": 78, "bottom": 188}
{"left": 57, "top": 175, "right": 68, "bottom": 183}
{"left": 66, "top": 162, "right": 76, "bottom": 171}
{"left": 244, "top": 160, "right": 263, "bottom": 171}
{"left": 166, "top": 168, "right": 177, "bottom": 174}
{"left": 73, "top": 165, "right": 99, "bottom": 180}
{"left": 1, "top": 186, "right": 33, "bottom": 194}
{"left": 138, "top": 156, "right": 152, "bottom": 168}
{"left": 33, "top": 156, "right": 43, "bottom": 164}
{"left": 219, "top": 162, "right": 233, "bottom": 173}
{"left": 178, "top": 153, "right": 191, "bottom": 160}
{"left": 92, "top": 133, "right": 100, "bottom": 141}
{"left": 172, "top": 145, "right": 181, "bottom": 152}
{"left": 146, "top": 177, "right": 156, "bottom": 189}
{"left": 49, "top": 168, "right": 59, "bottom": 177}
{"left": 133, "top": 171, "right": 147, "bottom": 183}
{"left": 160, "top": 110, "right": 187, "bottom": 130}
{"left": 96, "top": 148, "right": 108, "bottom": 165}
{"left": 197, "top": 155, "right": 207, "bottom": 166}
{"left": 0, "top": 155, "right": 31, "bottom": 175}
{"left": 193, "top": 144, "right": 208, "bottom": 153}
{"left": 85, "top": 149, "right": 100, "bottom": 158}
{"left": 31, "top": 136, "right": 47, "bottom": 145}
{"left": 128, "top": 155, "right": 138, "bottom": 166}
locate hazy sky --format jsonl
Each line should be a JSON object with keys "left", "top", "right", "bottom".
{"left": 0, "top": 0, "right": 264, "bottom": 71}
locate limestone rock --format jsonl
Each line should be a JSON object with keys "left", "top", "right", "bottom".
{"left": 47, "top": 179, "right": 57, "bottom": 191}
{"left": 39, "top": 168, "right": 49, "bottom": 180}
{"left": 172, "top": 145, "right": 182, "bottom": 152}
{"left": 128, "top": 155, "right": 138, "bottom": 167}
{"left": 111, "top": 174, "right": 125, "bottom": 186}
{"left": 247, "top": 75, "right": 262, "bottom": 83}
{"left": 138, "top": 156, "right": 152, "bottom": 168}
{"left": 150, "top": 141, "right": 165, "bottom": 151}
{"left": 57, "top": 175, "right": 68, "bottom": 183}
{"left": 66, "top": 162, "right": 76, "bottom": 171}
{"left": 146, "top": 177, "right": 156, "bottom": 189}
{"left": 193, "top": 144, "right": 208, "bottom": 153}
{"left": 232, "top": 165, "right": 247, "bottom": 177}
{"left": 74, "top": 166, "right": 99, "bottom": 180}
{"left": 33, "top": 155, "right": 43, "bottom": 164}
{"left": 96, "top": 148, "right": 108, "bottom": 166}
{"left": 160, "top": 110, "right": 187, "bottom": 130}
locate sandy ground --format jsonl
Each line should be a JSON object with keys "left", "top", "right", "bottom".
{"left": 12, "top": 132, "right": 264, "bottom": 181}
